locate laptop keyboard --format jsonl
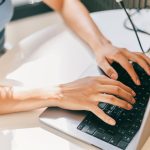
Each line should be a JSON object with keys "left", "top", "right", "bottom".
{"left": 77, "top": 62, "right": 150, "bottom": 150}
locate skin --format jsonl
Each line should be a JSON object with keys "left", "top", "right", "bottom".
{"left": 0, "top": 76, "right": 136, "bottom": 125}
{"left": 43, "top": 0, "right": 150, "bottom": 84}
{"left": 0, "top": 0, "right": 149, "bottom": 126}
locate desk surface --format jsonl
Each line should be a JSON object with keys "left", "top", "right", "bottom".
{"left": 0, "top": 9, "right": 150, "bottom": 150}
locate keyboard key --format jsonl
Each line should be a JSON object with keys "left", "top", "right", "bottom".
{"left": 136, "top": 118, "right": 142, "bottom": 124}
{"left": 99, "top": 103, "right": 107, "bottom": 109}
{"left": 106, "top": 110, "right": 112, "bottom": 115}
{"left": 102, "top": 133, "right": 112, "bottom": 142}
{"left": 127, "top": 129, "right": 136, "bottom": 136}
{"left": 118, "top": 128, "right": 126, "bottom": 135}
{"left": 78, "top": 117, "right": 92, "bottom": 130}
{"left": 121, "top": 122, "right": 130, "bottom": 129}
{"left": 81, "top": 125, "right": 89, "bottom": 132}
{"left": 131, "top": 124, "right": 139, "bottom": 132}
{"left": 93, "top": 131, "right": 104, "bottom": 140}
{"left": 122, "top": 134, "right": 132, "bottom": 143}
{"left": 109, "top": 134, "right": 122, "bottom": 146}
{"left": 107, "top": 129, "right": 115, "bottom": 135}
{"left": 77, "top": 123, "right": 85, "bottom": 130}
{"left": 82, "top": 125, "right": 96, "bottom": 135}
{"left": 97, "top": 128, "right": 105, "bottom": 133}
{"left": 77, "top": 62, "right": 150, "bottom": 149}
{"left": 117, "top": 141, "right": 128, "bottom": 149}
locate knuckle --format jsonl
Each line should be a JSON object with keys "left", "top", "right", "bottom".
{"left": 134, "top": 54, "right": 141, "bottom": 60}
{"left": 92, "top": 78, "right": 99, "bottom": 85}
{"left": 116, "top": 50, "right": 123, "bottom": 56}
{"left": 106, "top": 68, "right": 113, "bottom": 75}
{"left": 97, "top": 76, "right": 108, "bottom": 84}
{"left": 97, "top": 58, "right": 105, "bottom": 65}
{"left": 114, "top": 86, "right": 121, "bottom": 94}
{"left": 87, "top": 77, "right": 98, "bottom": 84}
{"left": 95, "top": 76, "right": 102, "bottom": 83}
{"left": 116, "top": 81, "right": 122, "bottom": 87}
{"left": 108, "top": 95, "right": 116, "bottom": 101}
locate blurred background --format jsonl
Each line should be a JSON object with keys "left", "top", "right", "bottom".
{"left": 11, "top": 0, "right": 150, "bottom": 20}
{"left": 6, "top": 0, "right": 150, "bottom": 48}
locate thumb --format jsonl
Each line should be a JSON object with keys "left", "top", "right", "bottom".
{"left": 98, "top": 59, "right": 118, "bottom": 80}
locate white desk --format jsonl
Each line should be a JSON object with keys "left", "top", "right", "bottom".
{"left": 0, "top": 10, "right": 150, "bottom": 150}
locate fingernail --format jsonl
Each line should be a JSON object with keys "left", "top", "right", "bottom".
{"left": 111, "top": 73, "right": 118, "bottom": 80}
{"left": 128, "top": 104, "right": 133, "bottom": 110}
{"left": 136, "top": 79, "right": 141, "bottom": 85}
{"left": 109, "top": 119, "right": 116, "bottom": 126}
{"left": 132, "top": 90, "right": 136, "bottom": 96}
{"left": 148, "top": 69, "right": 150, "bottom": 75}
{"left": 132, "top": 98, "right": 136, "bottom": 104}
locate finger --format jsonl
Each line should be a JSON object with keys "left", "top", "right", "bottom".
{"left": 90, "top": 105, "right": 116, "bottom": 125}
{"left": 115, "top": 55, "right": 140, "bottom": 85}
{"left": 97, "top": 77, "right": 136, "bottom": 96}
{"left": 97, "top": 85, "right": 135, "bottom": 104}
{"left": 98, "top": 58, "right": 118, "bottom": 80}
{"left": 137, "top": 52, "right": 150, "bottom": 65}
{"left": 98, "top": 94, "right": 133, "bottom": 110}
{"left": 126, "top": 52, "right": 150, "bottom": 75}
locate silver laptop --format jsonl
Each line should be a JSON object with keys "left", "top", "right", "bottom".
{"left": 40, "top": 63, "right": 150, "bottom": 150}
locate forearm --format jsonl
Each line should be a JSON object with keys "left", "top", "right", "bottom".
{"left": 0, "top": 86, "right": 60, "bottom": 115}
{"left": 43, "top": 0, "right": 110, "bottom": 53}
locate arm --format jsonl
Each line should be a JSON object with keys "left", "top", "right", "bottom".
{"left": 43, "top": 0, "right": 150, "bottom": 85}
{"left": 0, "top": 76, "right": 135, "bottom": 126}
{"left": 0, "top": 86, "right": 60, "bottom": 114}
{"left": 43, "top": 0, "right": 108, "bottom": 54}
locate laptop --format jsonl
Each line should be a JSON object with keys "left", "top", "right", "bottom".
{"left": 40, "top": 61, "right": 150, "bottom": 150}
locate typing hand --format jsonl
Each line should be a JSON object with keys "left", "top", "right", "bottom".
{"left": 56, "top": 76, "right": 136, "bottom": 125}
{"left": 94, "top": 43, "right": 150, "bottom": 85}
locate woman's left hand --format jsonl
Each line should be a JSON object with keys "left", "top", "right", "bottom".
{"left": 94, "top": 43, "right": 150, "bottom": 85}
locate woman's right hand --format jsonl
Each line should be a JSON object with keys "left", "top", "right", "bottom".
{"left": 54, "top": 76, "right": 136, "bottom": 126}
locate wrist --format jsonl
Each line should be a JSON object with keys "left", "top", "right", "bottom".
{"left": 92, "top": 38, "right": 112, "bottom": 54}
{"left": 13, "top": 86, "right": 63, "bottom": 102}
{"left": 13, "top": 87, "right": 41, "bottom": 100}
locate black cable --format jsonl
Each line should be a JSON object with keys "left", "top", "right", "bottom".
{"left": 123, "top": 10, "right": 150, "bottom": 36}
{"left": 119, "top": 1, "right": 145, "bottom": 54}
{"left": 123, "top": 10, "right": 150, "bottom": 53}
